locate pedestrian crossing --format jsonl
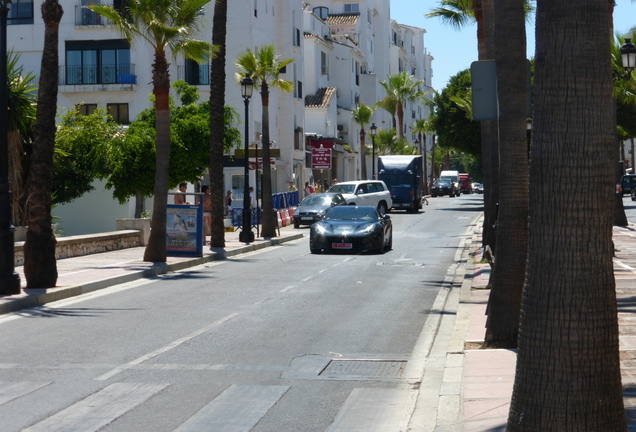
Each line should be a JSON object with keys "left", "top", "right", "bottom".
{"left": 0, "top": 381, "right": 417, "bottom": 431}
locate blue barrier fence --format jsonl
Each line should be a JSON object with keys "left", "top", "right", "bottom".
{"left": 231, "top": 191, "right": 299, "bottom": 228}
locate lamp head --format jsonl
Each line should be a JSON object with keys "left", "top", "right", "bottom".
{"left": 241, "top": 74, "right": 254, "bottom": 99}
{"left": 620, "top": 38, "right": 636, "bottom": 73}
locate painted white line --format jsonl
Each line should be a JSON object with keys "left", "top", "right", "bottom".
{"left": 0, "top": 381, "right": 51, "bottom": 406}
{"left": 174, "top": 385, "right": 289, "bottom": 432}
{"left": 23, "top": 382, "right": 168, "bottom": 432}
{"left": 95, "top": 312, "right": 240, "bottom": 381}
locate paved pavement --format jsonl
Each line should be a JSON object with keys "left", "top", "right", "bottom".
{"left": 436, "top": 218, "right": 636, "bottom": 431}
{"left": 3, "top": 218, "right": 636, "bottom": 430}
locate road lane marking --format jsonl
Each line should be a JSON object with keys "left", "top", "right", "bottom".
{"left": 0, "top": 381, "right": 50, "bottom": 406}
{"left": 174, "top": 385, "right": 289, "bottom": 432}
{"left": 95, "top": 312, "right": 240, "bottom": 381}
{"left": 23, "top": 382, "right": 167, "bottom": 432}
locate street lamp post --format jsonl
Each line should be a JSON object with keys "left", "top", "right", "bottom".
{"left": 0, "top": 0, "right": 20, "bottom": 295}
{"left": 370, "top": 123, "right": 377, "bottom": 180}
{"left": 239, "top": 75, "right": 255, "bottom": 244}
{"left": 620, "top": 38, "right": 636, "bottom": 78}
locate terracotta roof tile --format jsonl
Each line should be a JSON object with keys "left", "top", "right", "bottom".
{"left": 305, "top": 87, "right": 337, "bottom": 108}
{"left": 326, "top": 12, "right": 360, "bottom": 25}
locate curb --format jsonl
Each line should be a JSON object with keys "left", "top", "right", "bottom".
{"left": 0, "top": 233, "right": 304, "bottom": 316}
{"left": 408, "top": 213, "right": 482, "bottom": 431}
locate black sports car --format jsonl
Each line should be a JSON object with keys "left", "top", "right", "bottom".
{"left": 309, "top": 206, "right": 392, "bottom": 254}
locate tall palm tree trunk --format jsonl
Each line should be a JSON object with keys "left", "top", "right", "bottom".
{"left": 478, "top": 0, "right": 499, "bottom": 253}
{"left": 209, "top": 0, "right": 227, "bottom": 247}
{"left": 483, "top": 0, "right": 528, "bottom": 348}
{"left": 507, "top": 0, "right": 626, "bottom": 428}
{"left": 143, "top": 52, "right": 171, "bottom": 262}
{"left": 359, "top": 129, "right": 367, "bottom": 180}
{"left": 260, "top": 83, "right": 276, "bottom": 238}
{"left": 23, "top": 0, "right": 62, "bottom": 288}
{"left": 397, "top": 104, "right": 404, "bottom": 138}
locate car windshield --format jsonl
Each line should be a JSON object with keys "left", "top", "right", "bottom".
{"left": 328, "top": 184, "right": 356, "bottom": 194}
{"left": 435, "top": 180, "right": 451, "bottom": 185}
{"left": 300, "top": 195, "right": 333, "bottom": 206}
{"left": 324, "top": 206, "right": 379, "bottom": 221}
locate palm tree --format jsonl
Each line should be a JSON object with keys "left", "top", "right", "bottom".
{"left": 235, "top": 45, "right": 294, "bottom": 238}
{"left": 91, "top": 0, "right": 215, "bottom": 263}
{"left": 379, "top": 72, "right": 425, "bottom": 139}
{"left": 375, "top": 128, "right": 415, "bottom": 155}
{"left": 507, "top": 0, "right": 626, "bottom": 428}
{"left": 7, "top": 51, "right": 37, "bottom": 227}
{"left": 23, "top": 0, "right": 63, "bottom": 288}
{"left": 352, "top": 103, "right": 374, "bottom": 180}
{"left": 374, "top": 96, "right": 398, "bottom": 130}
{"left": 209, "top": 0, "right": 228, "bottom": 248}
{"left": 483, "top": 0, "right": 529, "bottom": 348}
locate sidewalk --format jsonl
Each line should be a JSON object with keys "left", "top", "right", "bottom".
{"left": 0, "top": 224, "right": 304, "bottom": 315}
{"left": 445, "top": 220, "right": 636, "bottom": 431}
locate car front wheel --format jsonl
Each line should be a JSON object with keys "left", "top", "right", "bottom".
{"left": 384, "top": 230, "right": 393, "bottom": 252}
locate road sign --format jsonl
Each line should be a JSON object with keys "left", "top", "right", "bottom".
{"left": 312, "top": 146, "right": 332, "bottom": 170}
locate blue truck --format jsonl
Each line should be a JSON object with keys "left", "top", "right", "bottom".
{"left": 377, "top": 155, "right": 424, "bottom": 213}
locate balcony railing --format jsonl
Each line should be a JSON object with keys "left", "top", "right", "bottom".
{"left": 75, "top": 5, "right": 112, "bottom": 26}
{"left": 60, "top": 64, "right": 136, "bottom": 85}
{"left": 176, "top": 64, "right": 210, "bottom": 86}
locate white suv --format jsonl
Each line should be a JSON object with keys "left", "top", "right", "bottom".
{"left": 327, "top": 180, "right": 393, "bottom": 215}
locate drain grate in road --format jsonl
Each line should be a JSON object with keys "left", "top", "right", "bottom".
{"left": 319, "top": 360, "right": 407, "bottom": 379}
{"left": 378, "top": 262, "right": 419, "bottom": 266}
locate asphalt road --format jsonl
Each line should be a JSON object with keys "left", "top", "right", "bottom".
{"left": 624, "top": 194, "right": 636, "bottom": 223}
{"left": 0, "top": 194, "right": 483, "bottom": 432}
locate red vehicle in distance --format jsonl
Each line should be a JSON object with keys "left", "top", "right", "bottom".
{"left": 459, "top": 173, "right": 473, "bottom": 194}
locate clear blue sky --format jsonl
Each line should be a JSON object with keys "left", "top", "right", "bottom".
{"left": 390, "top": 0, "right": 636, "bottom": 90}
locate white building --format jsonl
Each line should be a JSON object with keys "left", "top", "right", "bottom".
{"left": 6, "top": 0, "right": 433, "bottom": 234}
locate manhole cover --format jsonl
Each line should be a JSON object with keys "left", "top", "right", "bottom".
{"left": 319, "top": 360, "right": 406, "bottom": 379}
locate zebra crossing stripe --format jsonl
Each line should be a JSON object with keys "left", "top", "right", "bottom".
{"left": 174, "top": 385, "right": 289, "bottom": 432}
{"left": 0, "top": 381, "right": 50, "bottom": 406}
{"left": 22, "top": 382, "right": 168, "bottom": 432}
{"left": 326, "top": 388, "right": 418, "bottom": 432}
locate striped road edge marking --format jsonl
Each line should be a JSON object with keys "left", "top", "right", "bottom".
{"left": 0, "top": 381, "right": 51, "bottom": 406}
{"left": 22, "top": 382, "right": 168, "bottom": 432}
{"left": 174, "top": 385, "right": 290, "bottom": 432}
{"left": 326, "top": 388, "right": 418, "bottom": 432}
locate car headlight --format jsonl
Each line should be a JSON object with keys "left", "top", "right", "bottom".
{"left": 313, "top": 223, "right": 329, "bottom": 234}
{"left": 357, "top": 223, "right": 376, "bottom": 234}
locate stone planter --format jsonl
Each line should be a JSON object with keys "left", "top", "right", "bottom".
{"left": 116, "top": 218, "right": 150, "bottom": 246}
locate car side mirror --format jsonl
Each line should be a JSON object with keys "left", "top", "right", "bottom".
{"left": 383, "top": 214, "right": 391, "bottom": 220}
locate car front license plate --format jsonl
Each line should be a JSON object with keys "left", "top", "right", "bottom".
{"left": 301, "top": 217, "right": 314, "bottom": 220}
{"left": 332, "top": 242, "right": 352, "bottom": 249}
